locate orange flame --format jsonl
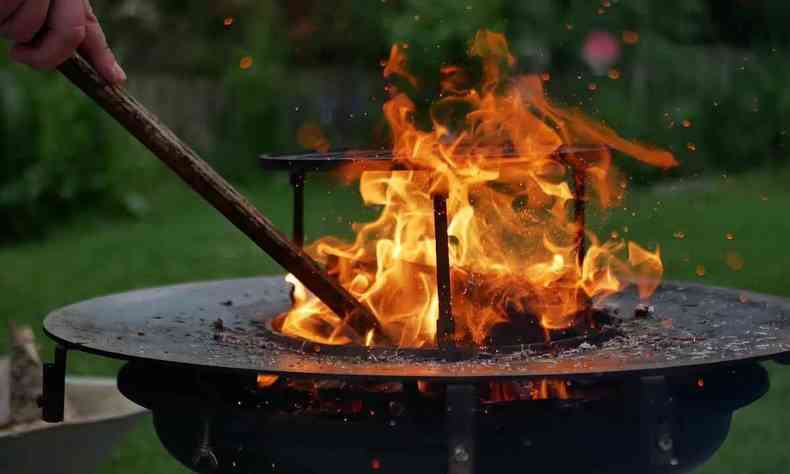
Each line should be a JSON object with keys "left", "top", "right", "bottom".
{"left": 487, "top": 380, "right": 571, "bottom": 402}
{"left": 278, "top": 30, "right": 676, "bottom": 348}
{"left": 257, "top": 374, "right": 279, "bottom": 389}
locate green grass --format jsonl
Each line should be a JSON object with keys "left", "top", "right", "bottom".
{"left": 1, "top": 167, "right": 789, "bottom": 473}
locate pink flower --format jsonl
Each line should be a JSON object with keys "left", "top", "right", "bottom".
{"left": 582, "top": 31, "right": 621, "bottom": 74}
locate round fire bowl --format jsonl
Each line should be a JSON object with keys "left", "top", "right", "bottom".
{"left": 117, "top": 361, "right": 767, "bottom": 474}
{"left": 43, "top": 276, "right": 790, "bottom": 380}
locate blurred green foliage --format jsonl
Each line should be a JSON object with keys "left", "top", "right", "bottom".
{"left": 2, "top": 0, "right": 790, "bottom": 240}
{"left": 0, "top": 51, "right": 151, "bottom": 240}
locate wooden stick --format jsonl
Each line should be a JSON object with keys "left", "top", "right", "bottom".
{"left": 57, "top": 55, "right": 381, "bottom": 343}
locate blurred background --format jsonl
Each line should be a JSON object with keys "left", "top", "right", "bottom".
{"left": 1, "top": 0, "right": 789, "bottom": 472}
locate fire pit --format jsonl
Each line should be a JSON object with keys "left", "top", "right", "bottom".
{"left": 42, "top": 276, "right": 789, "bottom": 473}
{"left": 40, "top": 31, "right": 790, "bottom": 474}
{"left": 40, "top": 149, "right": 790, "bottom": 474}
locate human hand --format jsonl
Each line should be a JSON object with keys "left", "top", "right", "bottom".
{"left": 1, "top": 0, "right": 125, "bottom": 83}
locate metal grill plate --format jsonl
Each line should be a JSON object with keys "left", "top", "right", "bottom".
{"left": 44, "top": 277, "right": 790, "bottom": 381}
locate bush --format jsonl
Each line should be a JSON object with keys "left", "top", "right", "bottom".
{"left": 0, "top": 53, "right": 151, "bottom": 241}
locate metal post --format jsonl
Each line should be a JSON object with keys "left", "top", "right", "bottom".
{"left": 290, "top": 170, "right": 306, "bottom": 248}
{"left": 433, "top": 194, "right": 455, "bottom": 352}
{"left": 573, "top": 167, "right": 587, "bottom": 267}
{"left": 41, "top": 345, "right": 68, "bottom": 423}
{"left": 640, "top": 376, "right": 677, "bottom": 469}
{"left": 446, "top": 384, "right": 478, "bottom": 474}
{"left": 571, "top": 161, "right": 593, "bottom": 326}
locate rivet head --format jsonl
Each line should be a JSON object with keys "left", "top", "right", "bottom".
{"left": 657, "top": 434, "right": 674, "bottom": 452}
{"left": 453, "top": 445, "right": 470, "bottom": 463}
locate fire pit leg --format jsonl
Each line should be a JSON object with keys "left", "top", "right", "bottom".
{"left": 290, "top": 170, "right": 306, "bottom": 247}
{"left": 433, "top": 194, "right": 456, "bottom": 352}
{"left": 41, "top": 345, "right": 68, "bottom": 423}
{"left": 191, "top": 412, "right": 219, "bottom": 472}
{"left": 446, "top": 384, "right": 478, "bottom": 474}
{"left": 639, "top": 376, "right": 678, "bottom": 468}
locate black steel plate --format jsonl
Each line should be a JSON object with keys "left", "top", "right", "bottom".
{"left": 44, "top": 277, "right": 790, "bottom": 381}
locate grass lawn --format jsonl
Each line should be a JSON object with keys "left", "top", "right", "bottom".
{"left": 1, "top": 165, "right": 789, "bottom": 473}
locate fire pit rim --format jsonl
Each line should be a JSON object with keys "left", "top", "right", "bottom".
{"left": 42, "top": 276, "right": 790, "bottom": 382}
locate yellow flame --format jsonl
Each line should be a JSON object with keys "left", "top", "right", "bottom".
{"left": 278, "top": 30, "right": 675, "bottom": 348}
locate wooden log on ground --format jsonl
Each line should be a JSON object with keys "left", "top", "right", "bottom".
{"left": 8, "top": 322, "right": 44, "bottom": 425}
{"left": 0, "top": 357, "right": 9, "bottom": 427}
{"left": 6, "top": 322, "right": 76, "bottom": 426}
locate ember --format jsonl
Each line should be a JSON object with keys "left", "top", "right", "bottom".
{"left": 279, "top": 30, "right": 676, "bottom": 348}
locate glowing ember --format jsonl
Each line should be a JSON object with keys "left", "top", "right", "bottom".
{"left": 487, "top": 379, "right": 571, "bottom": 403}
{"left": 277, "top": 30, "right": 676, "bottom": 348}
{"left": 240, "top": 56, "right": 254, "bottom": 70}
{"left": 257, "top": 374, "right": 279, "bottom": 389}
{"left": 725, "top": 252, "right": 745, "bottom": 272}
{"left": 696, "top": 265, "right": 707, "bottom": 277}
{"left": 622, "top": 31, "right": 640, "bottom": 45}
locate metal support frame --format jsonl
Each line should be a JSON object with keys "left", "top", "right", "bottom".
{"left": 41, "top": 345, "right": 68, "bottom": 423}
{"left": 568, "top": 158, "right": 592, "bottom": 325}
{"left": 572, "top": 167, "right": 587, "bottom": 267}
{"left": 289, "top": 170, "right": 306, "bottom": 248}
{"left": 433, "top": 194, "right": 456, "bottom": 352}
{"left": 639, "top": 376, "right": 678, "bottom": 468}
{"left": 191, "top": 371, "right": 221, "bottom": 472}
{"left": 446, "top": 384, "right": 478, "bottom": 474}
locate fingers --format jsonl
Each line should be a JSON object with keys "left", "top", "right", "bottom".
{"left": 0, "top": 0, "right": 48, "bottom": 44}
{"left": 0, "top": 0, "right": 26, "bottom": 27}
{"left": 10, "top": 0, "right": 85, "bottom": 70}
{"left": 4, "top": 0, "right": 125, "bottom": 84}
{"left": 78, "top": 0, "right": 124, "bottom": 83}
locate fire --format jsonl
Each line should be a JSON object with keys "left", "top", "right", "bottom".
{"left": 277, "top": 30, "right": 676, "bottom": 348}
{"left": 257, "top": 374, "right": 279, "bottom": 389}
{"left": 486, "top": 380, "right": 571, "bottom": 402}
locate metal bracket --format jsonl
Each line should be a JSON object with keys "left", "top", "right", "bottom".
{"left": 446, "top": 384, "right": 478, "bottom": 474}
{"left": 41, "top": 345, "right": 68, "bottom": 423}
{"left": 433, "top": 194, "right": 456, "bottom": 354}
{"left": 640, "top": 375, "right": 678, "bottom": 468}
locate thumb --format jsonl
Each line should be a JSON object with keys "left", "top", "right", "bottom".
{"left": 78, "top": 0, "right": 124, "bottom": 83}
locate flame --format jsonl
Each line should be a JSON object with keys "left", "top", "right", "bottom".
{"left": 486, "top": 380, "right": 571, "bottom": 402}
{"left": 257, "top": 374, "right": 280, "bottom": 389}
{"left": 278, "top": 30, "right": 675, "bottom": 348}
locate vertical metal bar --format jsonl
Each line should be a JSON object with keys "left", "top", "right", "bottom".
{"left": 639, "top": 376, "right": 677, "bottom": 468}
{"left": 573, "top": 166, "right": 587, "bottom": 268}
{"left": 433, "top": 194, "right": 455, "bottom": 351}
{"left": 41, "top": 345, "right": 67, "bottom": 423}
{"left": 290, "top": 170, "right": 306, "bottom": 248}
{"left": 572, "top": 163, "right": 593, "bottom": 326}
{"left": 446, "top": 384, "right": 478, "bottom": 474}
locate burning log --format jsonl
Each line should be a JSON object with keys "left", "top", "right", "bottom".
{"left": 57, "top": 55, "right": 382, "bottom": 345}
